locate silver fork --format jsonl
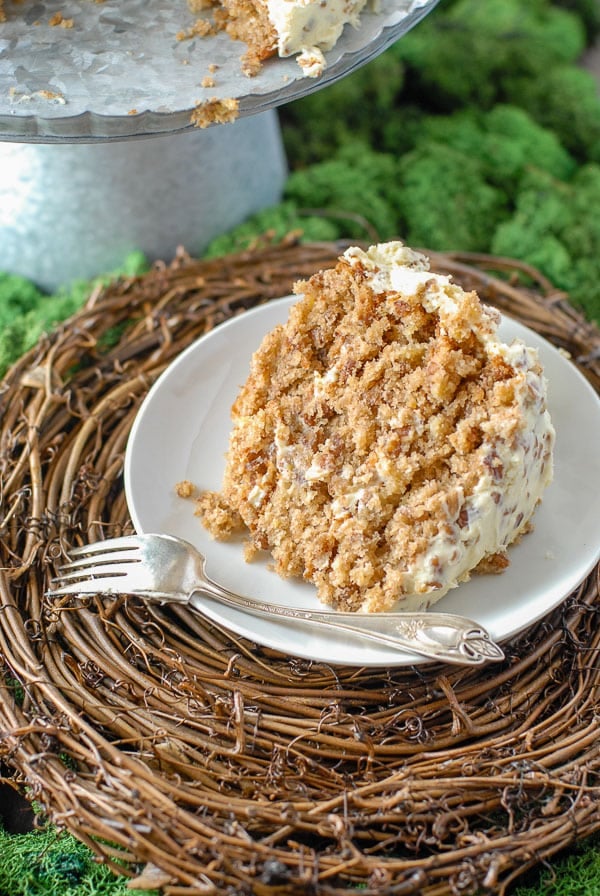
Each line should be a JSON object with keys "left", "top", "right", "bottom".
{"left": 47, "top": 533, "right": 505, "bottom": 666}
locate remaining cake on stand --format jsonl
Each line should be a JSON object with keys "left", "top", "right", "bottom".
{"left": 205, "top": 0, "right": 371, "bottom": 77}
{"left": 197, "top": 242, "right": 555, "bottom": 613}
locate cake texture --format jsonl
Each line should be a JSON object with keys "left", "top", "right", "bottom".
{"left": 196, "top": 242, "right": 555, "bottom": 613}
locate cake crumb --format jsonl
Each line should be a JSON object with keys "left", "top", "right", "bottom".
{"left": 243, "top": 541, "right": 261, "bottom": 562}
{"left": 195, "top": 491, "right": 244, "bottom": 538}
{"left": 201, "top": 76, "right": 216, "bottom": 88}
{"left": 188, "top": 0, "right": 215, "bottom": 10}
{"left": 177, "top": 17, "right": 219, "bottom": 39}
{"left": 49, "top": 12, "right": 74, "bottom": 27}
{"left": 36, "top": 89, "right": 66, "bottom": 103}
{"left": 473, "top": 552, "right": 510, "bottom": 575}
{"left": 175, "top": 479, "right": 196, "bottom": 499}
{"left": 241, "top": 53, "right": 264, "bottom": 78}
{"left": 191, "top": 97, "right": 239, "bottom": 128}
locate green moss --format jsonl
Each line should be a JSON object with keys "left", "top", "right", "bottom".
{"left": 218, "top": 94, "right": 600, "bottom": 321}
{"left": 397, "top": 142, "right": 507, "bottom": 252}
{"left": 507, "top": 65, "right": 600, "bottom": 163}
{"left": 1, "top": 672, "right": 25, "bottom": 706}
{"left": 0, "top": 274, "right": 45, "bottom": 317}
{"left": 395, "top": 0, "right": 586, "bottom": 110}
{"left": 0, "top": 252, "right": 149, "bottom": 379}
{"left": 281, "top": 46, "right": 405, "bottom": 166}
{"left": 203, "top": 200, "right": 340, "bottom": 258}
{"left": 513, "top": 835, "right": 600, "bottom": 895}
{"left": 491, "top": 165, "right": 600, "bottom": 320}
{"left": 0, "top": 826, "right": 157, "bottom": 896}
{"left": 412, "top": 106, "right": 576, "bottom": 188}
{"left": 553, "top": 0, "right": 600, "bottom": 39}
{"left": 284, "top": 143, "right": 402, "bottom": 240}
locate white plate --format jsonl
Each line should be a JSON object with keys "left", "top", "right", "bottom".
{"left": 124, "top": 296, "right": 600, "bottom": 667}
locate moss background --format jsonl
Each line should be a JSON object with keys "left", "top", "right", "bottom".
{"left": 1, "top": 0, "right": 600, "bottom": 893}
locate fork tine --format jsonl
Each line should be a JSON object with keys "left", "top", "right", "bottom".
{"left": 49, "top": 536, "right": 150, "bottom": 595}
{"left": 52, "top": 565, "right": 129, "bottom": 585}
{"left": 68, "top": 535, "right": 141, "bottom": 557}
{"left": 49, "top": 576, "right": 134, "bottom": 596}
{"left": 58, "top": 550, "right": 141, "bottom": 574}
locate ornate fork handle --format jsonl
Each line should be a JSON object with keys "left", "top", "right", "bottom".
{"left": 186, "top": 573, "right": 504, "bottom": 666}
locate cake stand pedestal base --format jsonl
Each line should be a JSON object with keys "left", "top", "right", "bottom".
{"left": 0, "top": 110, "right": 287, "bottom": 292}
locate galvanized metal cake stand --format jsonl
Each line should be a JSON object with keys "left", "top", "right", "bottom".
{"left": 0, "top": 0, "right": 437, "bottom": 290}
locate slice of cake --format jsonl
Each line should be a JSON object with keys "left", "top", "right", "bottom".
{"left": 196, "top": 242, "right": 555, "bottom": 613}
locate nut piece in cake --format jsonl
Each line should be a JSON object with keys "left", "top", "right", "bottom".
{"left": 197, "top": 242, "right": 555, "bottom": 613}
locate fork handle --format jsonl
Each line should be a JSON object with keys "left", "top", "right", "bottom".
{"left": 189, "top": 581, "right": 504, "bottom": 666}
